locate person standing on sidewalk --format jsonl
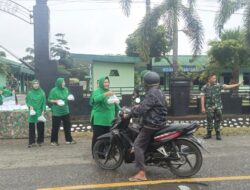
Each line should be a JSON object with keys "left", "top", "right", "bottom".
{"left": 26, "top": 80, "right": 46, "bottom": 148}
{"left": 90, "top": 76, "right": 119, "bottom": 151}
{"left": 201, "top": 74, "right": 243, "bottom": 140}
{"left": 48, "top": 78, "right": 76, "bottom": 146}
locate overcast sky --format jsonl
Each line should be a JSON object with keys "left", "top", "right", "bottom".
{"left": 0, "top": 0, "right": 244, "bottom": 60}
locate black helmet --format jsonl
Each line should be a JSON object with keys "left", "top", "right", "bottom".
{"left": 143, "top": 71, "right": 160, "bottom": 86}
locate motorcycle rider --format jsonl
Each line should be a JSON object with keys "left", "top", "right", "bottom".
{"left": 129, "top": 71, "right": 168, "bottom": 182}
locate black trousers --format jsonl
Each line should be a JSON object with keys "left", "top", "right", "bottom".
{"left": 29, "top": 122, "right": 44, "bottom": 145}
{"left": 91, "top": 125, "right": 110, "bottom": 151}
{"left": 51, "top": 114, "right": 73, "bottom": 143}
{"left": 134, "top": 127, "right": 156, "bottom": 171}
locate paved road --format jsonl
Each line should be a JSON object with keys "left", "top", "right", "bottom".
{"left": 1, "top": 134, "right": 250, "bottom": 190}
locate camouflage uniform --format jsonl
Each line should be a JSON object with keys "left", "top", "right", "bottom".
{"left": 201, "top": 83, "right": 224, "bottom": 132}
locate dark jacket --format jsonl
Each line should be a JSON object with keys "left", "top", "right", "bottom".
{"left": 133, "top": 86, "right": 167, "bottom": 130}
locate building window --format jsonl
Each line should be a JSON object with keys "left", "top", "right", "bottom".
{"left": 243, "top": 73, "right": 250, "bottom": 85}
{"left": 109, "top": 70, "right": 120, "bottom": 77}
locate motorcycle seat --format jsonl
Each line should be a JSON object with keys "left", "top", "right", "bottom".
{"left": 154, "top": 123, "right": 197, "bottom": 136}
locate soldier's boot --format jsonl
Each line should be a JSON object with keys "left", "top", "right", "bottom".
{"left": 216, "top": 131, "right": 222, "bottom": 140}
{"left": 203, "top": 131, "right": 212, "bottom": 139}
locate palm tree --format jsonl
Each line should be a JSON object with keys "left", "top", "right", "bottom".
{"left": 215, "top": 0, "right": 250, "bottom": 46}
{"left": 120, "top": 0, "right": 151, "bottom": 16}
{"left": 138, "top": 0, "right": 204, "bottom": 76}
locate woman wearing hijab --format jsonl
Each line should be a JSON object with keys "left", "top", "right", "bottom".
{"left": 90, "top": 76, "right": 119, "bottom": 151}
{"left": 48, "top": 78, "right": 76, "bottom": 146}
{"left": 26, "top": 80, "right": 46, "bottom": 148}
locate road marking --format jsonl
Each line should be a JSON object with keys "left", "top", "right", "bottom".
{"left": 38, "top": 175, "right": 250, "bottom": 190}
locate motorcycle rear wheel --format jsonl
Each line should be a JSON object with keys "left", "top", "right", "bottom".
{"left": 93, "top": 138, "right": 124, "bottom": 170}
{"left": 168, "top": 139, "right": 203, "bottom": 177}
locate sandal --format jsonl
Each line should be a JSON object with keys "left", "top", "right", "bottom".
{"left": 129, "top": 176, "right": 147, "bottom": 182}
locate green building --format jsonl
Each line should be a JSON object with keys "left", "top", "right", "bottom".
{"left": 71, "top": 54, "right": 141, "bottom": 95}
{"left": 71, "top": 53, "right": 250, "bottom": 95}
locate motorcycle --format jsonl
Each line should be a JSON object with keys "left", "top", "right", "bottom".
{"left": 93, "top": 106, "right": 207, "bottom": 177}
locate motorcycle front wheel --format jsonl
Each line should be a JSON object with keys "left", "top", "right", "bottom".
{"left": 93, "top": 138, "right": 124, "bottom": 170}
{"left": 168, "top": 139, "right": 203, "bottom": 177}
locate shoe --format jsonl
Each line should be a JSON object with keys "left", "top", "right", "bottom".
{"left": 216, "top": 131, "right": 222, "bottom": 140}
{"left": 37, "top": 143, "right": 43, "bottom": 147}
{"left": 51, "top": 142, "right": 59, "bottom": 146}
{"left": 203, "top": 132, "right": 212, "bottom": 139}
{"left": 66, "top": 140, "right": 77, "bottom": 145}
{"left": 28, "top": 143, "right": 36, "bottom": 148}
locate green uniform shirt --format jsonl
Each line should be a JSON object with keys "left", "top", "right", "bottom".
{"left": 26, "top": 81, "right": 46, "bottom": 123}
{"left": 48, "top": 78, "right": 70, "bottom": 117}
{"left": 3, "top": 89, "right": 12, "bottom": 97}
{"left": 201, "top": 83, "right": 224, "bottom": 110}
{"left": 90, "top": 77, "right": 118, "bottom": 127}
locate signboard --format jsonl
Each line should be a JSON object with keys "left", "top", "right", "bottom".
{"left": 162, "top": 67, "right": 173, "bottom": 73}
{"left": 182, "top": 65, "right": 197, "bottom": 72}
{"left": 162, "top": 65, "right": 198, "bottom": 72}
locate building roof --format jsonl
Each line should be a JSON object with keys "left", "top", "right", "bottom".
{"left": 0, "top": 56, "right": 34, "bottom": 75}
{"left": 152, "top": 55, "right": 207, "bottom": 72}
{"left": 153, "top": 55, "right": 207, "bottom": 66}
{"left": 71, "top": 53, "right": 141, "bottom": 64}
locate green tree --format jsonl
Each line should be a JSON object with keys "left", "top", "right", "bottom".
{"left": 215, "top": 0, "right": 250, "bottom": 46}
{"left": 22, "top": 47, "right": 35, "bottom": 67}
{"left": 138, "top": 0, "right": 204, "bottom": 76}
{"left": 22, "top": 33, "right": 88, "bottom": 80}
{"left": 120, "top": 0, "right": 151, "bottom": 16}
{"left": 125, "top": 25, "right": 171, "bottom": 58}
{"left": 50, "top": 33, "right": 89, "bottom": 79}
{"left": 208, "top": 29, "right": 250, "bottom": 83}
{"left": 121, "top": 0, "right": 154, "bottom": 69}
{"left": 51, "top": 34, "right": 71, "bottom": 62}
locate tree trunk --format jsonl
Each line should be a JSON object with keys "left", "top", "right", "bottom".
{"left": 146, "top": 0, "right": 151, "bottom": 15}
{"left": 230, "top": 65, "right": 240, "bottom": 97}
{"left": 172, "top": 5, "right": 178, "bottom": 77}
{"left": 146, "top": 0, "right": 152, "bottom": 70}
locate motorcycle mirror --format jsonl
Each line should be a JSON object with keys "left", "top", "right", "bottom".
{"left": 135, "top": 97, "right": 141, "bottom": 104}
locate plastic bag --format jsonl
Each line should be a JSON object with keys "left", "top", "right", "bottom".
{"left": 57, "top": 100, "right": 65, "bottom": 106}
{"left": 38, "top": 115, "right": 46, "bottom": 122}
{"left": 67, "top": 94, "right": 75, "bottom": 101}
{"left": 30, "top": 110, "right": 36, "bottom": 116}
{"left": 107, "top": 95, "right": 120, "bottom": 104}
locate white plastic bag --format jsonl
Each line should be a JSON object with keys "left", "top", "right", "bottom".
{"left": 30, "top": 110, "right": 36, "bottom": 116}
{"left": 38, "top": 115, "right": 46, "bottom": 122}
{"left": 67, "top": 94, "right": 75, "bottom": 101}
{"left": 57, "top": 100, "right": 65, "bottom": 106}
{"left": 107, "top": 95, "right": 120, "bottom": 104}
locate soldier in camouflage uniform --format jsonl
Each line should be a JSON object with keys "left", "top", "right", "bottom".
{"left": 201, "top": 74, "right": 243, "bottom": 140}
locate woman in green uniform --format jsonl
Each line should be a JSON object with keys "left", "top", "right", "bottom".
{"left": 48, "top": 78, "right": 76, "bottom": 146}
{"left": 26, "top": 80, "right": 46, "bottom": 147}
{"left": 90, "top": 76, "right": 119, "bottom": 151}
